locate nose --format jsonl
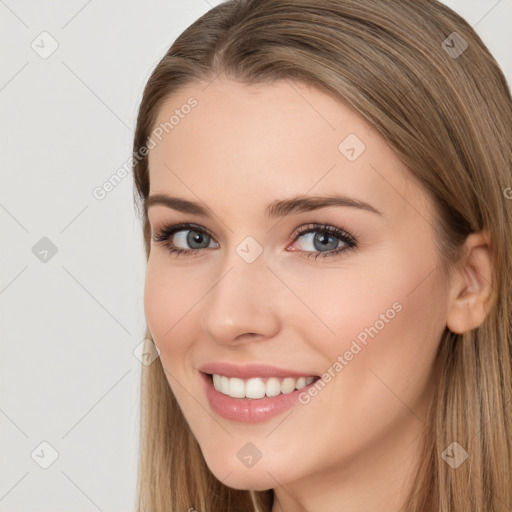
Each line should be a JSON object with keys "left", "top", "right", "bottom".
{"left": 200, "top": 250, "right": 281, "bottom": 346}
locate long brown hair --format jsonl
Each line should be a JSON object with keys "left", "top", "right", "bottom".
{"left": 132, "top": 1, "right": 512, "bottom": 510}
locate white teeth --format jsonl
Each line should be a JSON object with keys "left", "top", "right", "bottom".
{"left": 228, "top": 377, "right": 245, "bottom": 398}
{"left": 211, "top": 374, "right": 317, "bottom": 399}
{"left": 220, "top": 375, "right": 230, "bottom": 395}
{"left": 245, "top": 378, "right": 266, "bottom": 399}
{"left": 265, "top": 377, "right": 281, "bottom": 397}
{"left": 281, "top": 377, "right": 296, "bottom": 394}
{"left": 296, "top": 377, "right": 306, "bottom": 389}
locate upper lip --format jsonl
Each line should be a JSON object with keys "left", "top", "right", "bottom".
{"left": 199, "top": 362, "right": 318, "bottom": 379}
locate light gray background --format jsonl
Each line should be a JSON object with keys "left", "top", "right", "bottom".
{"left": 0, "top": 1, "right": 510, "bottom": 511}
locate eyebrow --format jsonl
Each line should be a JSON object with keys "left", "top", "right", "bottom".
{"left": 145, "top": 193, "right": 383, "bottom": 218}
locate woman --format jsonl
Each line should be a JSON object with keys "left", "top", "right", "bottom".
{"left": 132, "top": 1, "right": 512, "bottom": 510}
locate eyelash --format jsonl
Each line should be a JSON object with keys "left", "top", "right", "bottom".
{"left": 152, "top": 222, "right": 358, "bottom": 260}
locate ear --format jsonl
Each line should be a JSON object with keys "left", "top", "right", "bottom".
{"left": 446, "top": 230, "right": 493, "bottom": 334}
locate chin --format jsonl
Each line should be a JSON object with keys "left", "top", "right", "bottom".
{"left": 202, "top": 451, "right": 281, "bottom": 491}
{"left": 217, "top": 470, "right": 276, "bottom": 492}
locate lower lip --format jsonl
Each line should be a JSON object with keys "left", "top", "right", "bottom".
{"left": 201, "top": 372, "right": 317, "bottom": 423}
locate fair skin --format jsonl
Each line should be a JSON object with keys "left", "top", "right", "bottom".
{"left": 144, "top": 77, "right": 492, "bottom": 512}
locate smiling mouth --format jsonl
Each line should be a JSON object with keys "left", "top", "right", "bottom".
{"left": 206, "top": 373, "right": 320, "bottom": 399}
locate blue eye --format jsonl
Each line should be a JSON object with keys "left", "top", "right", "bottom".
{"left": 152, "top": 222, "right": 218, "bottom": 258}
{"left": 152, "top": 222, "right": 357, "bottom": 259}
{"left": 291, "top": 223, "right": 357, "bottom": 259}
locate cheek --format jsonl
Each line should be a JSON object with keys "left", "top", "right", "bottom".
{"left": 322, "top": 257, "right": 445, "bottom": 417}
{"left": 268, "top": 261, "right": 446, "bottom": 477}
{"left": 143, "top": 258, "right": 197, "bottom": 353}
{"left": 293, "top": 247, "right": 446, "bottom": 411}
{"left": 277, "top": 261, "right": 412, "bottom": 361}
{"left": 143, "top": 264, "right": 169, "bottom": 344}
{"left": 305, "top": 236, "right": 446, "bottom": 363}
{"left": 143, "top": 262, "right": 203, "bottom": 409}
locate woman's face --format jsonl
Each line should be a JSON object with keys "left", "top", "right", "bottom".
{"left": 144, "top": 77, "right": 449, "bottom": 493}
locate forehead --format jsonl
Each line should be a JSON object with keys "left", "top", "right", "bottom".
{"left": 147, "top": 78, "right": 429, "bottom": 222}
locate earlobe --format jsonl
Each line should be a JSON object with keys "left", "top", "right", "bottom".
{"left": 446, "top": 232, "right": 493, "bottom": 334}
